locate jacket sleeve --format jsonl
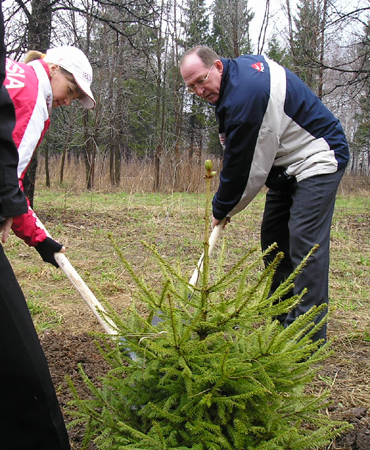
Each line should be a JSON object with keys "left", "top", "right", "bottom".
{"left": 212, "top": 120, "right": 262, "bottom": 220}
{"left": 11, "top": 196, "right": 48, "bottom": 246}
{"left": 213, "top": 118, "right": 280, "bottom": 220}
{"left": 5, "top": 59, "right": 51, "bottom": 246}
{"left": 0, "top": 5, "right": 27, "bottom": 219}
{"left": 11, "top": 119, "right": 50, "bottom": 246}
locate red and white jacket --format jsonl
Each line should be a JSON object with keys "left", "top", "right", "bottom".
{"left": 4, "top": 58, "right": 52, "bottom": 246}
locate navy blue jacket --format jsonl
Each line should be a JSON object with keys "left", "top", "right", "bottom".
{"left": 212, "top": 55, "right": 349, "bottom": 220}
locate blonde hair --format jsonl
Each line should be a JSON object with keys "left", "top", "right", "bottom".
{"left": 24, "top": 50, "right": 44, "bottom": 63}
{"left": 24, "top": 50, "right": 84, "bottom": 99}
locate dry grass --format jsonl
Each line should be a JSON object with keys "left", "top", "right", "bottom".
{"left": 38, "top": 152, "right": 223, "bottom": 194}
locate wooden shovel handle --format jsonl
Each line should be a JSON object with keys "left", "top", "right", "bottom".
{"left": 54, "top": 252, "right": 117, "bottom": 335}
{"left": 189, "top": 218, "right": 226, "bottom": 287}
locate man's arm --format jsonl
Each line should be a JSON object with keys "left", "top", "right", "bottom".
{"left": 212, "top": 120, "right": 273, "bottom": 220}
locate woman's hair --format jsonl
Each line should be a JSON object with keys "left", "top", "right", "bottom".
{"left": 24, "top": 50, "right": 84, "bottom": 99}
{"left": 180, "top": 46, "right": 220, "bottom": 68}
{"left": 24, "top": 50, "right": 43, "bottom": 63}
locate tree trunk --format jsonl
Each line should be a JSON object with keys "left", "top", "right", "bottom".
{"left": 83, "top": 110, "right": 95, "bottom": 190}
{"left": 60, "top": 118, "right": 72, "bottom": 184}
{"left": 110, "top": 129, "right": 115, "bottom": 185}
{"left": 23, "top": 157, "right": 37, "bottom": 208}
{"left": 115, "top": 141, "right": 121, "bottom": 185}
{"left": 19, "top": 0, "right": 52, "bottom": 205}
{"left": 60, "top": 147, "right": 66, "bottom": 184}
{"left": 44, "top": 141, "right": 50, "bottom": 188}
{"left": 110, "top": 140, "right": 121, "bottom": 186}
{"left": 28, "top": 0, "right": 52, "bottom": 51}
{"left": 318, "top": 0, "right": 328, "bottom": 99}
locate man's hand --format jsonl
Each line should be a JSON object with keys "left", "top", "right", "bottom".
{"left": 0, "top": 217, "right": 13, "bottom": 243}
{"left": 35, "top": 237, "right": 66, "bottom": 268}
{"left": 212, "top": 216, "right": 230, "bottom": 229}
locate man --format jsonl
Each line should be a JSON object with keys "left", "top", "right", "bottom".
{"left": 0, "top": 3, "right": 71, "bottom": 448}
{"left": 180, "top": 46, "right": 349, "bottom": 342}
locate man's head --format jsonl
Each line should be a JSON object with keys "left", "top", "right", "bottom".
{"left": 180, "top": 46, "right": 223, "bottom": 104}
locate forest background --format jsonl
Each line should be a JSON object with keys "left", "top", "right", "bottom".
{"left": 2, "top": 0, "right": 370, "bottom": 197}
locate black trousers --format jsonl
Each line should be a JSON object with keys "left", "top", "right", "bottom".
{"left": 261, "top": 168, "right": 345, "bottom": 342}
{"left": 0, "top": 244, "right": 71, "bottom": 449}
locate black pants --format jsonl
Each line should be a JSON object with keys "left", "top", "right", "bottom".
{"left": 261, "top": 168, "right": 345, "bottom": 342}
{"left": 0, "top": 244, "right": 71, "bottom": 449}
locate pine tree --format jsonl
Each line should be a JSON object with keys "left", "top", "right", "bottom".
{"left": 289, "top": 0, "right": 327, "bottom": 95}
{"left": 68, "top": 161, "right": 351, "bottom": 450}
{"left": 211, "top": 0, "right": 253, "bottom": 58}
{"left": 265, "top": 36, "right": 292, "bottom": 69}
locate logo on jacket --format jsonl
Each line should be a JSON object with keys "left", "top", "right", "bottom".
{"left": 251, "top": 62, "right": 264, "bottom": 72}
{"left": 219, "top": 132, "right": 226, "bottom": 150}
{"left": 5, "top": 59, "right": 26, "bottom": 89}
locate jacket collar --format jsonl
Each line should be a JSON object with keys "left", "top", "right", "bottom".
{"left": 27, "top": 59, "right": 53, "bottom": 114}
{"left": 214, "top": 57, "right": 229, "bottom": 108}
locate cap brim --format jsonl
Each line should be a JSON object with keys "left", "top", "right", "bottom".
{"left": 80, "top": 94, "right": 95, "bottom": 110}
{"left": 74, "top": 76, "right": 96, "bottom": 109}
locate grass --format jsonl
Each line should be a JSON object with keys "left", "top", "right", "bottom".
{"left": 26, "top": 299, "right": 63, "bottom": 332}
{"left": 5, "top": 185, "right": 369, "bottom": 339}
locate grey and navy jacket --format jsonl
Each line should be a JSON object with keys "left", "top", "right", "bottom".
{"left": 212, "top": 55, "right": 350, "bottom": 220}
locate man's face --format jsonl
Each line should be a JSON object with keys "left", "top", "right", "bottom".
{"left": 180, "top": 53, "right": 223, "bottom": 104}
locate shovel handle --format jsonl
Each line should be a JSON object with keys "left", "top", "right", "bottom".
{"left": 37, "top": 218, "right": 117, "bottom": 334}
{"left": 189, "top": 218, "right": 226, "bottom": 287}
{"left": 54, "top": 253, "right": 117, "bottom": 335}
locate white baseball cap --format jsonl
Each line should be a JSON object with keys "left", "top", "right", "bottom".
{"left": 43, "top": 46, "right": 96, "bottom": 109}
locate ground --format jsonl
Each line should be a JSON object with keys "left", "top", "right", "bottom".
{"left": 7, "top": 188, "right": 369, "bottom": 449}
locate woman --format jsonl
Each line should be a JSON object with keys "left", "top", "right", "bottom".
{"left": 4, "top": 46, "right": 95, "bottom": 266}
{"left": 0, "top": 3, "right": 76, "bottom": 446}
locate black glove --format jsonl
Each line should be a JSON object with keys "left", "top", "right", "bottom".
{"left": 266, "top": 166, "right": 297, "bottom": 192}
{"left": 35, "top": 237, "right": 63, "bottom": 268}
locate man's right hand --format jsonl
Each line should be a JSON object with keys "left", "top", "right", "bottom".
{"left": 212, "top": 216, "right": 230, "bottom": 229}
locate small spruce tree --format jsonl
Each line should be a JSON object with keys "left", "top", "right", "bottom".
{"left": 68, "top": 161, "right": 351, "bottom": 450}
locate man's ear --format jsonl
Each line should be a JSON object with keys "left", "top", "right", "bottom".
{"left": 214, "top": 59, "right": 223, "bottom": 74}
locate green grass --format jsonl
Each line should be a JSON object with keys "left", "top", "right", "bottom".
{"left": 26, "top": 299, "right": 62, "bottom": 332}
{"left": 4, "top": 187, "right": 369, "bottom": 341}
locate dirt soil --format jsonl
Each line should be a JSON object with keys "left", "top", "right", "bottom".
{"left": 39, "top": 329, "right": 370, "bottom": 450}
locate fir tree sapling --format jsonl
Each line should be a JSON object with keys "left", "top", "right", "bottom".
{"left": 68, "top": 160, "right": 351, "bottom": 450}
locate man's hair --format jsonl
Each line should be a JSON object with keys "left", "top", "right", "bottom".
{"left": 180, "top": 46, "right": 220, "bottom": 68}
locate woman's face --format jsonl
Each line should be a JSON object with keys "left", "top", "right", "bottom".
{"left": 50, "top": 65, "right": 82, "bottom": 109}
